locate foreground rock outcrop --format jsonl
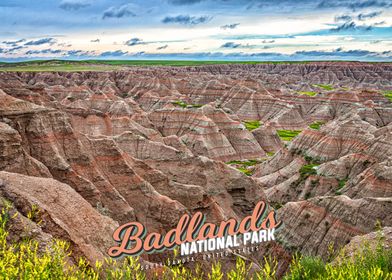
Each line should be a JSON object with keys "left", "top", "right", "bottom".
{"left": 0, "top": 171, "right": 118, "bottom": 263}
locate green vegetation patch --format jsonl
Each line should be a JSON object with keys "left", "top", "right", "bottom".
{"left": 335, "top": 179, "right": 348, "bottom": 195}
{"left": 286, "top": 237, "right": 392, "bottom": 279}
{"left": 299, "top": 164, "right": 319, "bottom": 178}
{"left": 271, "top": 202, "right": 284, "bottom": 210}
{"left": 383, "top": 90, "right": 392, "bottom": 102}
{"left": 0, "top": 60, "right": 389, "bottom": 72}
{"left": 277, "top": 130, "right": 302, "bottom": 141}
{"left": 298, "top": 91, "right": 318, "bottom": 97}
{"left": 309, "top": 121, "right": 325, "bottom": 130}
{"left": 226, "top": 159, "right": 264, "bottom": 176}
{"left": 236, "top": 167, "right": 253, "bottom": 176}
{"left": 0, "top": 59, "right": 324, "bottom": 72}
{"left": 0, "top": 64, "right": 119, "bottom": 72}
{"left": 172, "top": 101, "right": 188, "bottom": 108}
{"left": 304, "top": 155, "right": 322, "bottom": 165}
{"left": 243, "top": 120, "right": 261, "bottom": 131}
{"left": 314, "top": 84, "right": 334, "bottom": 91}
{"left": 172, "top": 100, "right": 203, "bottom": 109}
{"left": 226, "top": 159, "right": 262, "bottom": 167}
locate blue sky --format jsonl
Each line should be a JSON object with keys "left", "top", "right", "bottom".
{"left": 0, "top": 0, "right": 391, "bottom": 61}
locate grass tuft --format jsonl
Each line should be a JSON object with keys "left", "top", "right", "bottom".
{"left": 243, "top": 120, "right": 261, "bottom": 131}
{"left": 383, "top": 90, "right": 392, "bottom": 102}
{"left": 172, "top": 101, "right": 203, "bottom": 109}
{"left": 277, "top": 130, "right": 302, "bottom": 141}
{"left": 226, "top": 159, "right": 264, "bottom": 176}
{"left": 284, "top": 237, "right": 392, "bottom": 280}
{"left": 309, "top": 121, "right": 325, "bottom": 130}
{"left": 298, "top": 91, "right": 318, "bottom": 97}
{"left": 299, "top": 164, "right": 318, "bottom": 179}
{"left": 335, "top": 179, "right": 348, "bottom": 195}
{"left": 314, "top": 84, "right": 334, "bottom": 91}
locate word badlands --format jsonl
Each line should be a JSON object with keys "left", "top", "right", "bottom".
{"left": 108, "top": 201, "right": 281, "bottom": 257}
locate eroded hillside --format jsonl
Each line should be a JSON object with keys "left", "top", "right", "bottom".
{"left": 0, "top": 62, "right": 391, "bottom": 273}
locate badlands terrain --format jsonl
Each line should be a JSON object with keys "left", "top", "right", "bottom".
{"left": 0, "top": 62, "right": 391, "bottom": 273}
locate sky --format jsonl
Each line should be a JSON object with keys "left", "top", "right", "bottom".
{"left": 0, "top": 0, "right": 391, "bottom": 61}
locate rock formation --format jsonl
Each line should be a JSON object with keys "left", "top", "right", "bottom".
{"left": 0, "top": 62, "right": 391, "bottom": 271}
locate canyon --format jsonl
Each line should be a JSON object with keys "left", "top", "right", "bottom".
{"left": 0, "top": 62, "right": 391, "bottom": 274}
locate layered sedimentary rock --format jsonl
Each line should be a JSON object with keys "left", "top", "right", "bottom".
{"left": 0, "top": 62, "right": 391, "bottom": 270}
{"left": 0, "top": 171, "right": 118, "bottom": 263}
{"left": 343, "top": 227, "right": 392, "bottom": 255}
{"left": 277, "top": 196, "right": 392, "bottom": 258}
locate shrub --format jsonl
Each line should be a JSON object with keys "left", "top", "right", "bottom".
{"left": 299, "top": 164, "right": 318, "bottom": 178}
{"left": 308, "top": 121, "right": 325, "bottom": 130}
{"left": 271, "top": 202, "right": 284, "bottom": 210}
{"left": 227, "top": 257, "right": 251, "bottom": 279}
{"left": 310, "top": 179, "right": 319, "bottom": 188}
{"left": 335, "top": 179, "right": 347, "bottom": 195}
{"left": 304, "top": 155, "right": 322, "bottom": 165}
{"left": 338, "top": 179, "right": 347, "bottom": 189}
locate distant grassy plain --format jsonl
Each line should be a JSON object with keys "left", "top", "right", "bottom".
{"left": 0, "top": 59, "right": 376, "bottom": 72}
{"left": 0, "top": 59, "right": 281, "bottom": 71}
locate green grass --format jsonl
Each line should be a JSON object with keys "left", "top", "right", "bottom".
{"left": 304, "top": 155, "right": 322, "bottom": 165}
{"left": 226, "top": 159, "right": 264, "bottom": 176}
{"left": 314, "top": 84, "right": 334, "bottom": 91}
{"left": 292, "top": 154, "right": 322, "bottom": 188}
{"left": 335, "top": 179, "right": 348, "bottom": 195}
{"left": 0, "top": 64, "right": 119, "bottom": 72}
{"left": 172, "top": 101, "right": 188, "bottom": 108}
{"left": 0, "top": 203, "right": 147, "bottom": 279}
{"left": 277, "top": 130, "right": 302, "bottom": 141}
{"left": 298, "top": 91, "right": 318, "bottom": 97}
{"left": 0, "top": 59, "right": 323, "bottom": 72}
{"left": 285, "top": 237, "right": 392, "bottom": 280}
{"left": 1, "top": 203, "right": 392, "bottom": 279}
{"left": 3, "top": 60, "right": 380, "bottom": 72}
{"left": 237, "top": 167, "right": 254, "bottom": 176}
{"left": 309, "top": 121, "right": 325, "bottom": 130}
{"left": 243, "top": 120, "right": 261, "bottom": 131}
{"left": 226, "top": 159, "right": 262, "bottom": 167}
{"left": 299, "top": 164, "right": 319, "bottom": 178}
{"left": 383, "top": 90, "right": 392, "bottom": 102}
{"left": 172, "top": 101, "right": 203, "bottom": 109}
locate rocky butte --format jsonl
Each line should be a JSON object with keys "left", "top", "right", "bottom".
{"left": 0, "top": 62, "right": 391, "bottom": 274}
